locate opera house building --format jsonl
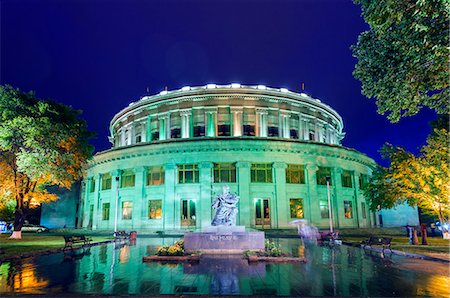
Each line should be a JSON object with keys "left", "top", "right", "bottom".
{"left": 79, "top": 84, "right": 378, "bottom": 231}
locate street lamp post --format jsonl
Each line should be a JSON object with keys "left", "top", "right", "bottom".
{"left": 326, "top": 176, "right": 333, "bottom": 233}
{"left": 114, "top": 176, "right": 120, "bottom": 234}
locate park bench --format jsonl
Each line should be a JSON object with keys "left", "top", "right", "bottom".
{"left": 361, "top": 236, "right": 392, "bottom": 252}
{"left": 114, "top": 230, "right": 130, "bottom": 240}
{"left": 63, "top": 235, "right": 92, "bottom": 250}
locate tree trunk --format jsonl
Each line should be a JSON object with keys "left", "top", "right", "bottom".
{"left": 9, "top": 208, "right": 26, "bottom": 239}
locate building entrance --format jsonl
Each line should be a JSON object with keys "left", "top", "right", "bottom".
{"left": 181, "top": 199, "right": 196, "bottom": 227}
{"left": 255, "top": 198, "right": 271, "bottom": 229}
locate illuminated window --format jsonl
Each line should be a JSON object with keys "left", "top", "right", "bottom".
{"left": 286, "top": 164, "right": 305, "bottom": 184}
{"left": 217, "top": 108, "right": 231, "bottom": 136}
{"left": 89, "top": 178, "right": 95, "bottom": 193}
{"left": 289, "top": 114, "right": 299, "bottom": 139}
{"left": 361, "top": 202, "right": 367, "bottom": 219}
{"left": 289, "top": 199, "right": 304, "bottom": 218}
{"left": 193, "top": 110, "right": 205, "bottom": 137}
{"left": 148, "top": 200, "right": 162, "bottom": 219}
{"left": 344, "top": 200, "right": 353, "bottom": 218}
{"left": 320, "top": 200, "right": 329, "bottom": 218}
{"left": 309, "top": 129, "right": 315, "bottom": 141}
{"left": 170, "top": 114, "right": 181, "bottom": 139}
{"left": 120, "top": 169, "right": 135, "bottom": 188}
{"left": 122, "top": 201, "right": 132, "bottom": 220}
{"left": 214, "top": 163, "right": 236, "bottom": 183}
{"left": 178, "top": 164, "right": 199, "bottom": 184}
{"left": 243, "top": 111, "right": 255, "bottom": 136}
{"left": 102, "top": 203, "right": 110, "bottom": 220}
{"left": 146, "top": 166, "right": 164, "bottom": 186}
{"left": 101, "top": 173, "right": 112, "bottom": 190}
{"left": 267, "top": 112, "right": 279, "bottom": 137}
{"left": 359, "top": 174, "right": 368, "bottom": 188}
{"left": 251, "top": 163, "right": 273, "bottom": 183}
{"left": 150, "top": 117, "right": 159, "bottom": 141}
{"left": 316, "top": 167, "right": 332, "bottom": 185}
{"left": 341, "top": 170, "right": 353, "bottom": 188}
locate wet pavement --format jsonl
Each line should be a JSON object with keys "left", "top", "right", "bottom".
{"left": 0, "top": 237, "right": 448, "bottom": 296}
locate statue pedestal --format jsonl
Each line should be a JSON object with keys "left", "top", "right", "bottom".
{"left": 184, "top": 227, "right": 265, "bottom": 254}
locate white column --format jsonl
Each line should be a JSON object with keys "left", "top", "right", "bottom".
{"left": 141, "top": 122, "right": 146, "bottom": 142}
{"left": 298, "top": 113, "right": 304, "bottom": 140}
{"left": 256, "top": 108, "right": 268, "bottom": 137}
{"left": 281, "top": 113, "right": 290, "bottom": 138}
{"left": 120, "top": 128, "right": 126, "bottom": 146}
{"left": 231, "top": 107, "right": 243, "bottom": 136}
{"left": 166, "top": 113, "right": 171, "bottom": 140}
{"left": 131, "top": 123, "right": 136, "bottom": 144}
{"left": 205, "top": 109, "right": 217, "bottom": 137}
{"left": 158, "top": 115, "right": 166, "bottom": 141}
{"left": 180, "top": 109, "right": 192, "bottom": 138}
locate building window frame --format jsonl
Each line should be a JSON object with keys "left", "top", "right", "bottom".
{"left": 251, "top": 163, "right": 273, "bottom": 183}
{"left": 102, "top": 202, "right": 110, "bottom": 221}
{"left": 214, "top": 163, "right": 236, "bottom": 183}
{"left": 344, "top": 200, "right": 353, "bottom": 219}
{"left": 101, "top": 173, "right": 112, "bottom": 190}
{"left": 122, "top": 201, "right": 132, "bottom": 220}
{"left": 120, "top": 169, "right": 135, "bottom": 188}
{"left": 289, "top": 198, "right": 304, "bottom": 219}
{"left": 320, "top": 200, "right": 329, "bottom": 219}
{"left": 316, "top": 167, "right": 332, "bottom": 186}
{"left": 89, "top": 178, "right": 95, "bottom": 193}
{"left": 146, "top": 166, "right": 165, "bottom": 186}
{"left": 148, "top": 200, "right": 162, "bottom": 219}
{"left": 178, "top": 164, "right": 199, "bottom": 184}
{"left": 341, "top": 170, "right": 353, "bottom": 188}
{"left": 286, "top": 164, "right": 305, "bottom": 184}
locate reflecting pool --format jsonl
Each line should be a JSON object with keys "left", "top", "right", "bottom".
{"left": 0, "top": 238, "right": 449, "bottom": 296}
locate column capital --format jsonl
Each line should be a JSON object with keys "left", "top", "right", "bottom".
{"left": 134, "top": 166, "right": 147, "bottom": 173}
{"left": 164, "top": 163, "right": 177, "bottom": 170}
{"left": 256, "top": 108, "right": 269, "bottom": 114}
{"left": 230, "top": 107, "right": 243, "bottom": 113}
{"left": 158, "top": 112, "right": 170, "bottom": 120}
{"left": 199, "top": 161, "right": 214, "bottom": 169}
{"left": 279, "top": 110, "right": 291, "bottom": 117}
{"left": 179, "top": 109, "right": 192, "bottom": 116}
{"left": 94, "top": 174, "right": 101, "bottom": 180}
{"left": 236, "top": 161, "right": 251, "bottom": 168}
{"left": 204, "top": 107, "right": 218, "bottom": 113}
{"left": 334, "top": 168, "right": 343, "bottom": 174}
{"left": 273, "top": 162, "right": 287, "bottom": 169}
{"left": 305, "top": 163, "right": 318, "bottom": 172}
{"left": 110, "top": 169, "right": 121, "bottom": 177}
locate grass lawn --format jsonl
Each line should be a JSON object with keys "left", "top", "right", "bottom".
{"left": 342, "top": 235, "right": 450, "bottom": 259}
{"left": 0, "top": 234, "right": 113, "bottom": 259}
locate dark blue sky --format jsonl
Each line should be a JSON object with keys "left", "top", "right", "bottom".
{"left": 1, "top": 0, "right": 436, "bottom": 165}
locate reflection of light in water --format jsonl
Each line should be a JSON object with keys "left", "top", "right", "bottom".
{"left": 13, "top": 262, "right": 49, "bottom": 293}
{"left": 119, "top": 245, "right": 130, "bottom": 263}
{"left": 416, "top": 275, "right": 450, "bottom": 297}
{"left": 0, "top": 263, "right": 11, "bottom": 292}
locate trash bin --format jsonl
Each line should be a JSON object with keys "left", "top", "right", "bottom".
{"left": 130, "top": 231, "right": 137, "bottom": 240}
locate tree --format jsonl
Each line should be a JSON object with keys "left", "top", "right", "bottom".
{"left": 363, "top": 126, "right": 450, "bottom": 227}
{"left": 0, "top": 85, "right": 94, "bottom": 239}
{"left": 352, "top": 0, "right": 449, "bottom": 122}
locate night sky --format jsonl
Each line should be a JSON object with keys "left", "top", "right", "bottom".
{"left": 1, "top": 0, "right": 436, "bottom": 166}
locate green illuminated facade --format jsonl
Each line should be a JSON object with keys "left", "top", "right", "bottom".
{"left": 80, "top": 84, "right": 377, "bottom": 231}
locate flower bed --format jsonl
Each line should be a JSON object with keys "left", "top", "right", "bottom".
{"left": 244, "top": 239, "right": 306, "bottom": 263}
{"left": 142, "top": 239, "right": 201, "bottom": 263}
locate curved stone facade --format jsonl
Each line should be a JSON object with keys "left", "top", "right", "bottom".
{"left": 80, "top": 85, "right": 376, "bottom": 230}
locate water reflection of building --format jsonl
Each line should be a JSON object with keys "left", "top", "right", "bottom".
{"left": 76, "top": 84, "right": 400, "bottom": 231}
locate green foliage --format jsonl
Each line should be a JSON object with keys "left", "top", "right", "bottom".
{"left": 263, "top": 239, "right": 285, "bottom": 257}
{"left": 0, "top": 85, "right": 94, "bottom": 230}
{"left": 363, "top": 126, "right": 450, "bottom": 224}
{"left": 352, "top": 0, "right": 449, "bottom": 122}
{"left": 156, "top": 240, "right": 185, "bottom": 256}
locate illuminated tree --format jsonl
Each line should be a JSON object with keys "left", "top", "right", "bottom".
{"left": 352, "top": 0, "right": 449, "bottom": 122}
{"left": 363, "top": 127, "right": 450, "bottom": 227}
{"left": 0, "top": 85, "right": 94, "bottom": 238}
